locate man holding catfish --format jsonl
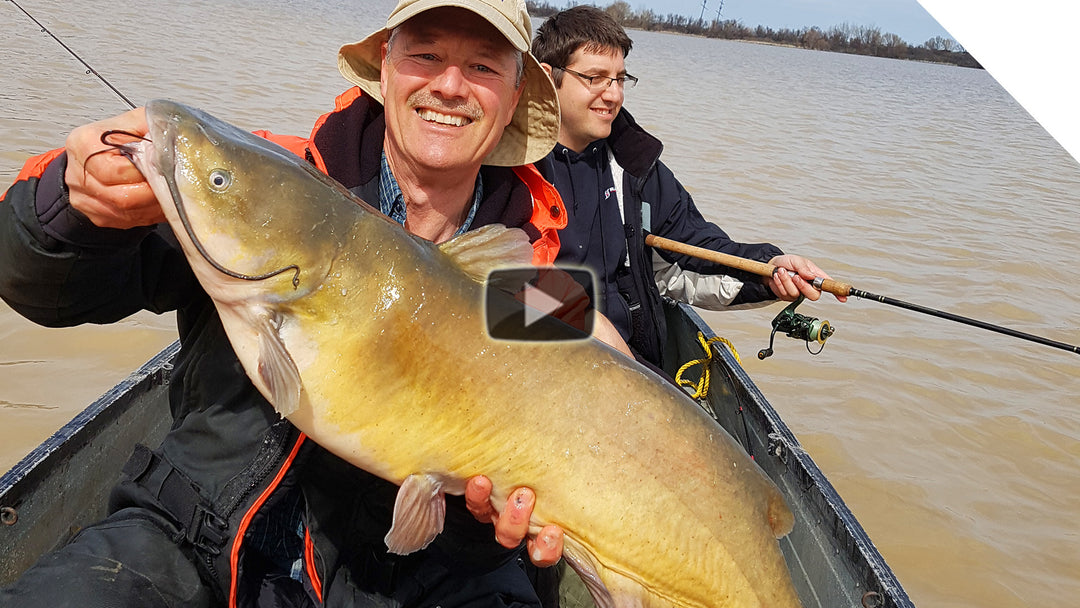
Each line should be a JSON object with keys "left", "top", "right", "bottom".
{"left": 0, "top": 0, "right": 574, "bottom": 606}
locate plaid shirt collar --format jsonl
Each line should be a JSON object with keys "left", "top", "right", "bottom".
{"left": 377, "top": 152, "right": 482, "bottom": 238}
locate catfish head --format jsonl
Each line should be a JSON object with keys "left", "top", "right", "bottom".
{"left": 121, "top": 99, "right": 355, "bottom": 307}
{"left": 118, "top": 99, "right": 380, "bottom": 415}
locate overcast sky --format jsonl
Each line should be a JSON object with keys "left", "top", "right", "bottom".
{"left": 627, "top": 0, "right": 951, "bottom": 46}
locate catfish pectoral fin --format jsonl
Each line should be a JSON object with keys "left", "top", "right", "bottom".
{"left": 256, "top": 311, "right": 301, "bottom": 416}
{"left": 384, "top": 473, "right": 447, "bottom": 555}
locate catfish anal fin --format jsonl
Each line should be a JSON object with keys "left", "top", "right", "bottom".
{"left": 562, "top": 548, "right": 615, "bottom": 608}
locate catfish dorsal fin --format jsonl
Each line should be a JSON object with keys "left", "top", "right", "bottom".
{"left": 438, "top": 224, "right": 533, "bottom": 282}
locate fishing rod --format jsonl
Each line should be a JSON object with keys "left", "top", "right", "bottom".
{"left": 645, "top": 233, "right": 1080, "bottom": 357}
{"left": 8, "top": 0, "right": 136, "bottom": 110}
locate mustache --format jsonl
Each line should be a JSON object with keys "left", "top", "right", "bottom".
{"left": 407, "top": 91, "right": 483, "bottom": 122}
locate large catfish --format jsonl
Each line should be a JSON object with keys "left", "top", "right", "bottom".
{"left": 122, "top": 99, "right": 803, "bottom": 608}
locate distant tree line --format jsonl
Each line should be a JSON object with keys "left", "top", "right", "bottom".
{"left": 527, "top": 1, "right": 981, "bottom": 69}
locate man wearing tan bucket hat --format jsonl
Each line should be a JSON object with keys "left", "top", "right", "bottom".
{"left": 339, "top": 0, "right": 560, "bottom": 172}
{"left": 0, "top": 1, "right": 579, "bottom": 607}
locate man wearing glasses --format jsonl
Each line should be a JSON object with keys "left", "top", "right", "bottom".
{"left": 532, "top": 7, "right": 843, "bottom": 370}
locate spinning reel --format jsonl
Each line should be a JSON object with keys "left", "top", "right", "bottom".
{"left": 758, "top": 296, "right": 835, "bottom": 360}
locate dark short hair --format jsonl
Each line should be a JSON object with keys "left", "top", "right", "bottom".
{"left": 532, "top": 6, "right": 633, "bottom": 87}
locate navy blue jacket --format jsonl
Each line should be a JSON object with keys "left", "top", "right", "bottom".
{"left": 537, "top": 109, "right": 782, "bottom": 367}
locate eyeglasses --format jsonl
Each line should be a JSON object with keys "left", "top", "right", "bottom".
{"left": 553, "top": 66, "right": 638, "bottom": 92}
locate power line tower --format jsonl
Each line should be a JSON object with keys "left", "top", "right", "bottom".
{"left": 712, "top": 0, "right": 724, "bottom": 26}
{"left": 699, "top": 0, "right": 708, "bottom": 25}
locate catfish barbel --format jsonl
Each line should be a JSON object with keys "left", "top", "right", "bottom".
{"left": 119, "top": 99, "right": 804, "bottom": 608}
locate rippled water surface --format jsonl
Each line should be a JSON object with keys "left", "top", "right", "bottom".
{"left": 2, "top": 1, "right": 1078, "bottom": 606}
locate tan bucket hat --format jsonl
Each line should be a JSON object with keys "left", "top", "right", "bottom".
{"left": 338, "top": 0, "right": 560, "bottom": 167}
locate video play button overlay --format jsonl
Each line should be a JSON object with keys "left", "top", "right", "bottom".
{"left": 521, "top": 282, "right": 563, "bottom": 327}
{"left": 485, "top": 267, "right": 595, "bottom": 341}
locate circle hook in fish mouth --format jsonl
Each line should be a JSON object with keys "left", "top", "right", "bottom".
{"left": 99, "top": 130, "right": 302, "bottom": 289}
{"left": 101, "top": 129, "right": 150, "bottom": 145}
{"left": 79, "top": 129, "right": 151, "bottom": 167}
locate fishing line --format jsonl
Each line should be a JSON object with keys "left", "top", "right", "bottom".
{"left": 13, "top": 2, "right": 299, "bottom": 287}
{"left": 8, "top": 0, "right": 136, "bottom": 109}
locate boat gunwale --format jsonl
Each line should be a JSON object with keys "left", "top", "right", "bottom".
{"left": 672, "top": 302, "right": 914, "bottom": 608}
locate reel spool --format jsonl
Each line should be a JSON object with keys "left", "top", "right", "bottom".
{"left": 758, "top": 296, "right": 835, "bottom": 360}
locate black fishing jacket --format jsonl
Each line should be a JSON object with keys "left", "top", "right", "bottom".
{"left": 0, "top": 90, "right": 558, "bottom": 608}
{"left": 537, "top": 109, "right": 783, "bottom": 368}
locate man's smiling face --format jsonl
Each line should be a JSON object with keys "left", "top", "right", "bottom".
{"left": 380, "top": 7, "right": 524, "bottom": 175}
{"left": 551, "top": 46, "right": 626, "bottom": 153}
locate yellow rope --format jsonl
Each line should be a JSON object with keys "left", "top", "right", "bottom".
{"left": 674, "top": 332, "right": 740, "bottom": 400}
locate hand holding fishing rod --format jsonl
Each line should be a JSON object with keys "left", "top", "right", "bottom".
{"left": 760, "top": 253, "right": 849, "bottom": 304}
{"left": 645, "top": 233, "right": 1080, "bottom": 356}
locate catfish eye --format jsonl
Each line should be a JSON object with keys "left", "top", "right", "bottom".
{"left": 208, "top": 169, "right": 232, "bottom": 191}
